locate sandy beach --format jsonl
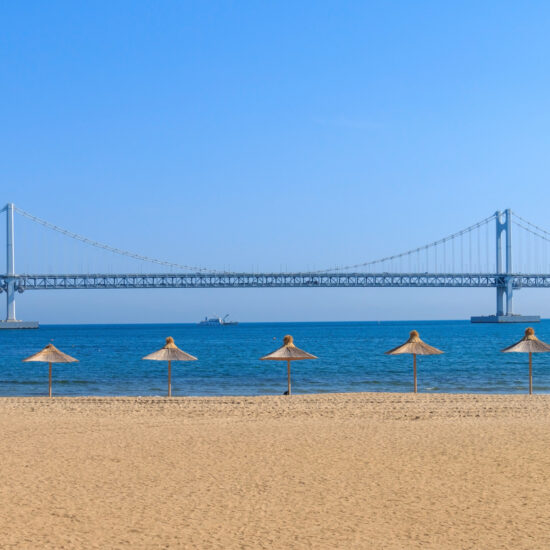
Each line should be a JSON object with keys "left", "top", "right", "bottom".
{"left": 1, "top": 393, "right": 550, "bottom": 549}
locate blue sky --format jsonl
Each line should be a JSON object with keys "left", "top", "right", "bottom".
{"left": 3, "top": 1, "right": 550, "bottom": 323}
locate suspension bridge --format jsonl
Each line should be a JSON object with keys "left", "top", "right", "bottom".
{"left": 1, "top": 202, "right": 550, "bottom": 328}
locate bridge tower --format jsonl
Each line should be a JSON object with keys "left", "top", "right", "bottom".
{"left": 495, "top": 209, "right": 512, "bottom": 316}
{"left": 471, "top": 208, "right": 539, "bottom": 323}
{"left": 0, "top": 203, "right": 38, "bottom": 329}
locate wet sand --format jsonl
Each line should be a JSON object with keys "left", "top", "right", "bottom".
{"left": 1, "top": 393, "right": 549, "bottom": 549}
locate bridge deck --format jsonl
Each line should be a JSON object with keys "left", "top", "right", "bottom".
{"left": 1, "top": 272, "right": 550, "bottom": 290}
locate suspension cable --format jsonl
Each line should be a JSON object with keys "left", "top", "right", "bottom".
{"left": 512, "top": 212, "right": 550, "bottom": 238}
{"left": 314, "top": 213, "right": 496, "bottom": 273}
{"left": 513, "top": 219, "right": 550, "bottom": 244}
{"left": 15, "top": 206, "right": 225, "bottom": 274}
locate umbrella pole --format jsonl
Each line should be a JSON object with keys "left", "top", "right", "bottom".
{"left": 168, "top": 360, "right": 171, "bottom": 397}
{"left": 287, "top": 359, "right": 291, "bottom": 396}
{"left": 413, "top": 354, "right": 417, "bottom": 393}
{"left": 529, "top": 352, "right": 533, "bottom": 395}
{"left": 49, "top": 362, "right": 52, "bottom": 398}
{"left": 413, "top": 353, "right": 418, "bottom": 393}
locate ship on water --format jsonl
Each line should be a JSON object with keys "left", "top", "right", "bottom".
{"left": 198, "top": 314, "right": 238, "bottom": 326}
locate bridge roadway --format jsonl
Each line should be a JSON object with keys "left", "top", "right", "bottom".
{"left": 2, "top": 272, "right": 550, "bottom": 290}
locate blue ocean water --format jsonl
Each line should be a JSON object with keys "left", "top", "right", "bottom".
{"left": 1, "top": 320, "right": 550, "bottom": 396}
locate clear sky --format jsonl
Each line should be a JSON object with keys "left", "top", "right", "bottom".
{"left": 3, "top": 1, "right": 550, "bottom": 323}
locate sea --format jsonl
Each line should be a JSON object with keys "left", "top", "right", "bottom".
{"left": 1, "top": 320, "right": 550, "bottom": 397}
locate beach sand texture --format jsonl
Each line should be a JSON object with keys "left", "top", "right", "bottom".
{"left": 1, "top": 393, "right": 550, "bottom": 549}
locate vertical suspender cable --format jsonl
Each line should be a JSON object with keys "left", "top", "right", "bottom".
{"left": 452, "top": 235, "right": 455, "bottom": 272}
{"left": 477, "top": 225, "right": 481, "bottom": 272}
{"left": 487, "top": 221, "right": 491, "bottom": 272}
{"left": 537, "top": 233, "right": 540, "bottom": 272}
{"left": 515, "top": 226, "right": 525, "bottom": 273}
{"left": 460, "top": 233, "right": 464, "bottom": 273}
{"left": 425, "top": 247, "right": 428, "bottom": 273}
{"left": 527, "top": 229, "right": 531, "bottom": 272}
{"left": 544, "top": 234, "right": 547, "bottom": 272}
{"left": 468, "top": 227, "right": 474, "bottom": 273}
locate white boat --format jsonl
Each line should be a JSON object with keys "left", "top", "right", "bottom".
{"left": 198, "top": 314, "right": 238, "bottom": 326}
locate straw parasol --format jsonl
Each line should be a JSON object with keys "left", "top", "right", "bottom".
{"left": 385, "top": 330, "right": 443, "bottom": 393}
{"left": 501, "top": 327, "right": 550, "bottom": 395}
{"left": 23, "top": 343, "right": 78, "bottom": 398}
{"left": 142, "top": 336, "right": 197, "bottom": 396}
{"left": 260, "top": 335, "right": 317, "bottom": 395}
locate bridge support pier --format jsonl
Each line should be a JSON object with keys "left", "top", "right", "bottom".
{"left": 471, "top": 209, "right": 539, "bottom": 323}
{"left": 496, "top": 286, "right": 505, "bottom": 317}
{"left": 6, "top": 280, "right": 16, "bottom": 321}
{"left": 0, "top": 203, "right": 38, "bottom": 329}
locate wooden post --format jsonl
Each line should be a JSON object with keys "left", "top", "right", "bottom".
{"left": 529, "top": 352, "right": 533, "bottom": 395}
{"left": 49, "top": 362, "right": 52, "bottom": 398}
{"left": 287, "top": 359, "right": 291, "bottom": 396}
{"left": 168, "top": 360, "right": 172, "bottom": 397}
{"left": 413, "top": 354, "right": 417, "bottom": 393}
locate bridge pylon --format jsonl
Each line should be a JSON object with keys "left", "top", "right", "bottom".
{"left": 0, "top": 203, "right": 38, "bottom": 329}
{"left": 471, "top": 209, "right": 539, "bottom": 323}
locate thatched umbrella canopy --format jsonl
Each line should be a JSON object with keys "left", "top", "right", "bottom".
{"left": 260, "top": 335, "right": 317, "bottom": 395}
{"left": 142, "top": 337, "right": 197, "bottom": 396}
{"left": 23, "top": 343, "right": 78, "bottom": 398}
{"left": 385, "top": 330, "right": 443, "bottom": 393}
{"left": 501, "top": 327, "right": 550, "bottom": 394}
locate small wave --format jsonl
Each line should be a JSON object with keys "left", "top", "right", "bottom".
{"left": 52, "top": 380, "right": 93, "bottom": 385}
{"left": 0, "top": 380, "right": 43, "bottom": 385}
{"left": 0, "top": 379, "right": 93, "bottom": 386}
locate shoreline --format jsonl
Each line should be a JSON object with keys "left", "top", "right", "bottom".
{"left": 2, "top": 388, "right": 550, "bottom": 398}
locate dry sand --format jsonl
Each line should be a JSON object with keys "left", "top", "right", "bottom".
{"left": 1, "top": 393, "right": 550, "bottom": 549}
